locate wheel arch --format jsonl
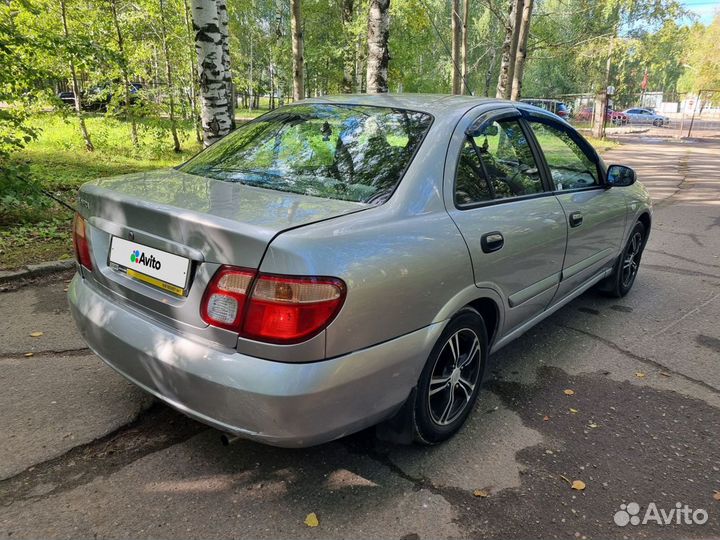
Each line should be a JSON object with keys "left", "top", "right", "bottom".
{"left": 467, "top": 297, "right": 500, "bottom": 348}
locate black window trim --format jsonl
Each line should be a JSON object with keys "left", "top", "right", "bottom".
{"left": 454, "top": 109, "right": 555, "bottom": 211}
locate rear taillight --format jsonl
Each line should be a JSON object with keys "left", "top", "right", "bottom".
{"left": 200, "top": 266, "right": 346, "bottom": 344}
{"left": 72, "top": 213, "right": 93, "bottom": 270}
{"left": 200, "top": 267, "right": 255, "bottom": 331}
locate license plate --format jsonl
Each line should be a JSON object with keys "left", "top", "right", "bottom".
{"left": 109, "top": 237, "right": 190, "bottom": 296}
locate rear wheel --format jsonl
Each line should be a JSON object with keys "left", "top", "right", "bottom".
{"left": 601, "top": 221, "right": 646, "bottom": 298}
{"left": 653, "top": 119, "right": 662, "bottom": 127}
{"left": 412, "top": 308, "right": 487, "bottom": 445}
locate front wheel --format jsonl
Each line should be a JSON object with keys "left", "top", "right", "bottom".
{"left": 653, "top": 119, "right": 662, "bottom": 127}
{"left": 412, "top": 308, "right": 487, "bottom": 445}
{"left": 601, "top": 221, "right": 646, "bottom": 298}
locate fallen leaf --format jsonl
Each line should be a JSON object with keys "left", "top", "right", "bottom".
{"left": 560, "top": 474, "right": 571, "bottom": 484}
{"left": 543, "top": 415, "right": 550, "bottom": 421}
{"left": 473, "top": 489, "right": 490, "bottom": 498}
{"left": 304, "top": 512, "right": 319, "bottom": 527}
{"left": 588, "top": 422, "right": 598, "bottom": 428}
{"left": 29, "top": 331, "right": 43, "bottom": 337}
{"left": 24, "top": 352, "right": 34, "bottom": 357}
{"left": 660, "top": 372, "right": 671, "bottom": 378}
{"left": 713, "top": 491, "right": 720, "bottom": 501}
{"left": 571, "top": 480, "right": 586, "bottom": 491}
{"left": 635, "top": 372, "right": 646, "bottom": 378}
{"left": 563, "top": 389, "right": 575, "bottom": 396}
{"left": 569, "top": 408, "right": 578, "bottom": 414}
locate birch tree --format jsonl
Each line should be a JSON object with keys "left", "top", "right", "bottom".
{"left": 291, "top": 0, "right": 304, "bottom": 100}
{"left": 510, "top": 0, "right": 532, "bottom": 101}
{"left": 496, "top": 0, "right": 524, "bottom": 99}
{"left": 59, "top": 0, "right": 94, "bottom": 151}
{"left": 191, "top": 0, "right": 232, "bottom": 146}
{"left": 217, "top": 0, "right": 235, "bottom": 128}
{"left": 366, "top": 0, "right": 390, "bottom": 93}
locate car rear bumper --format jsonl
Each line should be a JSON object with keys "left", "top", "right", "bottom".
{"left": 68, "top": 274, "right": 442, "bottom": 447}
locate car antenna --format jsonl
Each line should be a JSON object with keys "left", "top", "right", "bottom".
{"left": 416, "top": 0, "right": 474, "bottom": 96}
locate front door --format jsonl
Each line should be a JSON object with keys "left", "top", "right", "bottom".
{"left": 446, "top": 110, "right": 568, "bottom": 334}
{"left": 524, "top": 114, "right": 627, "bottom": 301}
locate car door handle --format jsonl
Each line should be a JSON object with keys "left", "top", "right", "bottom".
{"left": 569, "top": 211, "right": 583, "bottom": 228}
{"left": 481, "top": 231, "right": 504, "bottom": 253}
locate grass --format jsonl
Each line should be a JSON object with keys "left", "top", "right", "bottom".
{"left": 1, "top": 113, "right": 202, "bottom": 270}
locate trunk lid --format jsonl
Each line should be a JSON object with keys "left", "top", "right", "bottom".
{"left": 78, "top": 169, "right": 368, "bottom": 339}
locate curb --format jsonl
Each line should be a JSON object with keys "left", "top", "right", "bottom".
{"left": 0, "top": 260, "right": 75, "bottom": 284}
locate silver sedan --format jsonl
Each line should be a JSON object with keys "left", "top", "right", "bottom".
{"left": 623, "top": 108, "right": 671, "bottom": 127}
{"left": 68, "top": 94, "right": 652, "bottom": 447}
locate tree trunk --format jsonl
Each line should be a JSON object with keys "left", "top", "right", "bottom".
{"left": 496, "top": 0, "right": 524, "bottom": 100}
{"left": 183, "top": 0, "right": 202, "bottom": 142}
{"left": 59, "top": 0, "right": 93, "bottom": 151}
{"left": 159, "top": 0, "right": 181, "bottom": 152}
{"left": 190, "top": 0, "right": 231, "bottom": 147}
{"left": 460, "top": 0, "right": 470, "bottom": 94}
{"left": 109, "top": 0, "right": 138, "bottom": 146}
{"left": 485, "top": 46, "right": 497, "bottom": 97}
{"left": 341, "top": 0, "right": 354, "bottom": 93}
{"left": 291, "top": 0, "right": 304, "bottom": 100}
{"left": 366, "top": 0, "right": 390, "bottom": 93}
{"left": 451, "top": 0, "right": 461, "bottom": 94}
{"left": 216, "top": 0, "right": 235, "bottom": 129}
{"left": 510, "top": 0, "right": 532, "bottom": 101}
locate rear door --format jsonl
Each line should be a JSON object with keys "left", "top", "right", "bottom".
{"left": 523, "top": 112, "right": 627, "bottom": 301}
{"left": 446, "top": 108, "right": 568, "bottom": 334}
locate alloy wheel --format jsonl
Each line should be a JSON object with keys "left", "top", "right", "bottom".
{"left": 427, "top": 328, "right": 482, "bottom": 426}
{"left": 621, "top": 231, "right": 643, "bottom": 288}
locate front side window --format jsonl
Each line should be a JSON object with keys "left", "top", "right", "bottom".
{"left": 455, "top": 119, "right": 543, "bottom": 206}
{"left": 528, "top": 121, "right": 599, "bottom": 191}
{"left": 180, "top": 104, "right": 433, "bottom": 204}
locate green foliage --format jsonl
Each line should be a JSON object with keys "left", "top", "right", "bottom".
{"left": 678, "top": 15, "right": 720, "bottom": 93}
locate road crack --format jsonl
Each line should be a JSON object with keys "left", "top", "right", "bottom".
{"left": 0, "top": 403, "right": 207, "bottom": 506}
{"left": 0, "top": 347, "right": 91, "bottom": 360}
{"left": 557, "top": 323, "right": 720, "bottom": 396}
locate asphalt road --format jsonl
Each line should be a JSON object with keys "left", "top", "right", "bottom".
{"left": 1, "top": 136, "right": 719, "bottom": 540}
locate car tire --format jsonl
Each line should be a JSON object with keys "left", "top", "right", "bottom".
{"left": 653, "top": 119, "right": 662, "bottom": 127}
{"left": 412, "top": 307, "right": 487, "bottom": 445}
{"left": 599, "top": 221, "right": 647, "bottom": 298}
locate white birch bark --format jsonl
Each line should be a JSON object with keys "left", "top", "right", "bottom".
{"left": 366, "top": 0, "right": 390, "bottom": 93}
{"left": 191, "top": 0, "right": 231, "bottom": 146}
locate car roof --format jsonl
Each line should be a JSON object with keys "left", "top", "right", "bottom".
{"left": 302, "top": 93, "right": 540, "bottom": 120}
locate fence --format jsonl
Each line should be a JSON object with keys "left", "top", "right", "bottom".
{"left": 530, "top": 91, "right": 720, "bottom": 139}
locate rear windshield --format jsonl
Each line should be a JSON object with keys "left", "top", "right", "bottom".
{"left": 180, "top": 103, "right": 433, "bottom": 204}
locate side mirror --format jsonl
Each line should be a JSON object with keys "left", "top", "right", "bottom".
{"left": 606, "top": 164, "right": 636, "bottom": 187}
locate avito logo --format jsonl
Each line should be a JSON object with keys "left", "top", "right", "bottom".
{"left": 130, "top": 249, "right": 162, "bottom": 270}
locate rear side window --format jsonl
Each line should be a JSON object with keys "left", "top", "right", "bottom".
{"left": 180, "top": 104, "right": 433, "bottom": 204}
{"left": 455, "top": 119, "right": 543, "bottom": 207}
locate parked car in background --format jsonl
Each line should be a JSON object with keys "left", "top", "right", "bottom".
{"left": 56, "top": 82, "right": 144, "bottom": 111}
{"left": 573, "top": 107, "right": 627, "bottom": 126}
{"left": 58, "top": 90, "right": 76, "bottom": 107}
{"left": 521, "top": 98, "right": 570, "bottom": 119}
{"left": 69, "top": 95, "right": 651, "bottom": 448}
{"left": 623, "top": 108, "right": 670, "bottom": 127}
